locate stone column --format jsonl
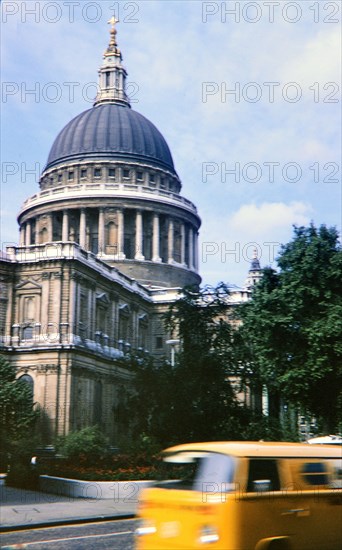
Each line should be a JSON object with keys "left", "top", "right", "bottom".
{"left": 194, "top": 231, "right": 199, "bottom": 271}
{"left": 62, "top": 210, "right": 69, "bottom": 241}
{"left": 181, "top": 223, "right": 186, "bottom": 266}
{"left": 152, "top": 213, "right": 161, "bottom": 262}
{"left": 25, "top": 221, "right": 31, "bottom": 246}
{"left": 188, "top": 227, "right": 194, "bottom": 269}
{"left": 19, "top": 226, "right": 25, "bottom": 246}
{"left": 262, "top": 385, "right": 269, "bottom": 416}
{"left": 34, "top": 220, "right": 40, "bottom": 245}
{"left": 47, "top": 214, "right": 53, "bottom": 242}
{"left": 69, "top": 274, "right": 77, "bottom": 345}
{"left": 79, "top": 209, "right": 86, "bottom": 249}
{"left": 117, "top": 209, "right": 126, "bottom": 259}
{"left": 98, "top": 208, "right": 105, "bottom": 254}
{"left": 168, "top": 218, "right": 174, "bottom": 264}
{"left": 135, "top": 210, "right": 144, "bottom": 260}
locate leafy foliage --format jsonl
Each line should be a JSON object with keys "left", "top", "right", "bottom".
{"left": 0, "top": 355, "right": 40, "bottom": 487}
{"left": 130, "top": 284, "right": 245, "bottom": 445}
{"left": 56, "top": 426, "right": 109, "bottom": 462}
{"left": 237, "top": 224, "right": 342, "bottom": 431}
{"left": 0, "top": 355, "right": 38, "bottom": 453}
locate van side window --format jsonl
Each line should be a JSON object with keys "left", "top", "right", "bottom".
{"left": 193, "top": 453, "right": 235, "bottom": 493}
{"left": 301, "top": 462, "right": 328, "bottom": 486}
{"left": 247, "top": 459, "right": 280, "bottom": 492}
{"left": 331, "top": 459, "right": 342, "bottom": 488}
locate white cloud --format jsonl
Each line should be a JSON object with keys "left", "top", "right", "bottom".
{"left": 228, "top": 201, "right": 312, "bottom": 240}
{"left": 198, "top": 201, "right": 314, "bottom": 285}
{"left": 281, "top": 27, "right": 341, "bottom": 86}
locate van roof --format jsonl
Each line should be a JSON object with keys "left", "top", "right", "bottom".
{"left": 163, "top": 441, "right": 341, "bottom": 458}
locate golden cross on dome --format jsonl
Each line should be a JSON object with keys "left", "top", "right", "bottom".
{"left": 108, "top": 16, "right": 119, "bottom": 29}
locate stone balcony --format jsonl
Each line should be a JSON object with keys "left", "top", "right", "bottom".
{"left": 19, "top": 183, "right": 198, "bottom": 217}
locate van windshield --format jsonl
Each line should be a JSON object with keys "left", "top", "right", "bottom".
{"left": 155, "top": 451, "right": 235, "bottom": 492}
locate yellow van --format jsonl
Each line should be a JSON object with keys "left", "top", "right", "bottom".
{"left": 135, "top": 441, "right": 342, "bottom": 550}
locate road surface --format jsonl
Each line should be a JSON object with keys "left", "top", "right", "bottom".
{"left": 1, "top": 518, "right": 138, "bottom": 549}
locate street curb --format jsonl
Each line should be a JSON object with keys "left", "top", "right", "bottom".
{"left": 0, "top": 513, "right": 136, "bottom": 533}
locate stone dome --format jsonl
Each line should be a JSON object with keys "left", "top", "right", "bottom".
{"left": 45, "top": 103, "right": 176, "bottom": 174}
{"left": 18, "top": 21, "right": 201, "bottom": 291}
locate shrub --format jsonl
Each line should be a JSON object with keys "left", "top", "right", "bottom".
{"left": 56, "top": 426, "right": 109, "bottom": 463}
{"left": 6, "top": 462, "right": 39, "bottom": 489}
{"left": 5, "top": 436, "right": 40, "bottom": 489}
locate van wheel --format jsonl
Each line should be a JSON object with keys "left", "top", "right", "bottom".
{"left": 255, "top": 539, "right": 291, "bottom": 550}
{"left": 268, "top": 541, "right": 291, "bottom": 550}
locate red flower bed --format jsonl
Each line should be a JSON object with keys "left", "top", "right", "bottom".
{"left": 42, "top": 453, "right": 161, "bottom": 481}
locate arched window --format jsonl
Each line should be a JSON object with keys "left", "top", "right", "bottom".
{"left": 18, "top": 374, "right": 34, "bottom": 402}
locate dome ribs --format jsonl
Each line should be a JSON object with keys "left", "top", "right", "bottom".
{"left": 44, "top": 104, "right": 176, "bottom": 173}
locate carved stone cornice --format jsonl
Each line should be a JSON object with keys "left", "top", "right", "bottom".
{"left": 37, "top": 364, "right": 59, "bottom": 373}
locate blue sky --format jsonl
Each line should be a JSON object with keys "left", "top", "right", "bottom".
{"left": 1, "top": 0, "right": 341, "bottom": 287}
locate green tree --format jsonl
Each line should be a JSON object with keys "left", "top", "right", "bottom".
{"left": 238, "top": 224, "right": 342, "bottom": 432}
{"left": 0, "top": 355, "right": 38, "bottom": 454}
{"left": 127, "top": 354, "right": 179, "bottom": 446}
{"left": 0, "top": 355, "right": 39, "bottom": 487}
{"left": 131, "top": 284, "right": 244, "bottom": 446}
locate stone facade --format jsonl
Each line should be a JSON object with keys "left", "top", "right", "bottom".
{"left": 1, "top": 242, "right": 182, "bottom": 442}
{"left": 0, "top": 22, "right": 256, "bottom": 443}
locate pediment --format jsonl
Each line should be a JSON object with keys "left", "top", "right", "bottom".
{"left": 96, "top": 292, "right": 110, "bottom": 305}
{"left": 16, "top": 279, "right": 42, "bottom": 291}
{"left": 138, "top": 313, "right": 149, "bottom": 323}
{"left": 119, "top": 303, "right": 130, "bottom": 315}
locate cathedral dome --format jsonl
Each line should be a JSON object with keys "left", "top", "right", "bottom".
{"left": 19, "top": 19, "right": 200, "bottom": 291}
{"left": 45, "top": 103, "right": 176, "bottom": 173}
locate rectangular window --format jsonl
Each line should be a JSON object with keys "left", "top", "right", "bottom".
{"left": 68, "top": 172, "right": 74, "bottom": 181}
{"left": 94, "top": 168, "right": 102, "bottom": 178}
{"left": 81, "top": 169, "right": 87, "bottom": 179}
{"left": 123, "top": 169, "right": 130, "bottom": 179}
{"left": 105, "top": 72, "right": 110, "bottom": 88}
{"left": 331, "top": 459, "right": 342, "bottom": 488}
{"left": 22, "top": 325, "right": 34, "bottom": 340}
{"left": 58, "top": 174, "right": 63, "bottom": 182}
{"left": 149, "top": 174, "right": 155, "bottom": 184}
{"left": 109, "top": 168, "right": 115, "bottom": 178}
{"left": 137, "top": 171, "right": 144, "bottom": 181}
{"left": 247, "top": 459, "right": 280, "bottom": 492}
{"left": 156, "top": 336, "right": 163, "bottom": 349}
{"left": 301, "top": 462, "right": 329, "bottom": 486}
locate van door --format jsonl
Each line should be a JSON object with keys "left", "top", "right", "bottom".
{"left": 239, "top": 458, "right": 340, "bottom": 550}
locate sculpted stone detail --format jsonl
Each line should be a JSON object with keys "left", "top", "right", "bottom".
{"left": 36, "top": 364, "right": 59, "bottom": 373}
{"left": 15, "top": 279, "right": 42, "bottom": 290}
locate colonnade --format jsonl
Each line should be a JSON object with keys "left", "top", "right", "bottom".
{"left": 20, "top": 207, "right": 199, "bottom": 271}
